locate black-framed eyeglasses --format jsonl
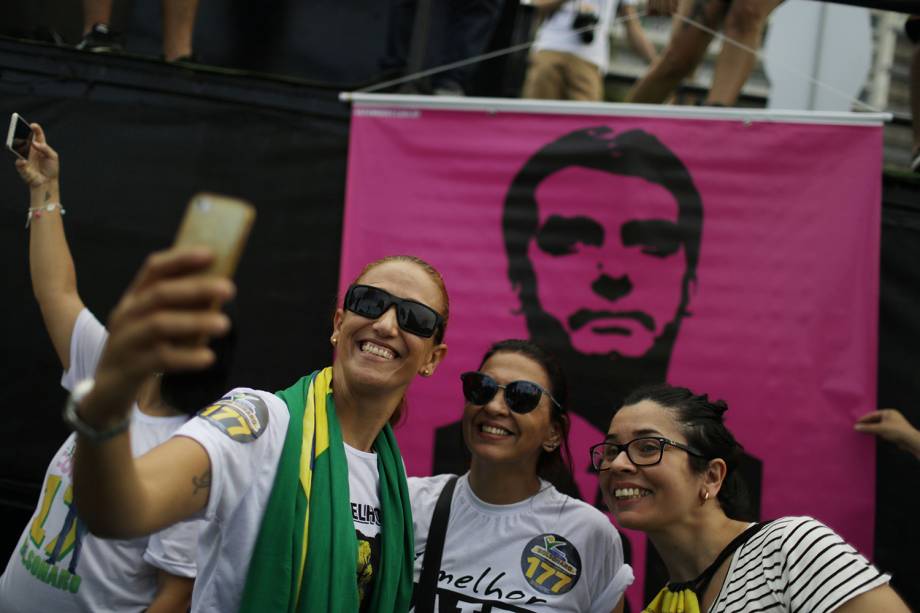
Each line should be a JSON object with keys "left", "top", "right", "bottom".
{"left": 460, "top": 371, "right": 562, "bottom": 415}
{"left": 344, "top": 284, "right": 444, "bottom": 339}
{"left": 589, "top": 437, "right": 705, "bottom": 470}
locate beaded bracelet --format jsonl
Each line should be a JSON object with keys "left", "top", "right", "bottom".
{"left": 26, "top": 202, "right": 66, "bottom": 228}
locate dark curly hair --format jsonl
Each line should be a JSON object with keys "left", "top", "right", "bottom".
{"left": 621, "top": 383, "right": 750, "bottom": 519}
{"left": 478, "top": 339, "right": 575, "bottom": 494}
{"left": 160, "top": 304, "right": 237, "bottom": 415}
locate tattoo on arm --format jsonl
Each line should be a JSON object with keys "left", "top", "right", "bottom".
{"left": 44, "top": 190, "right": 51, "bottom": 202}
{"left": 192, "top": 470, "right": 211, "bottom": 496}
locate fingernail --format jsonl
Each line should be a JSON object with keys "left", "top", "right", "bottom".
{"left": 218, "top": 279, "right": 236, "bottom": 296}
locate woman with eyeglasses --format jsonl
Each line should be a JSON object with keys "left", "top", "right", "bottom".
{"left": 408, "top": 339, "right": 632, "bottom": 613}
{"left": 592, "top": 383, "right": 909, "bottom": 613}
{"left": 70, "top": 251, "right": 449, "bottom": 612}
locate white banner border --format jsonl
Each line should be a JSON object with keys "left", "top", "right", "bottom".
{"left": 340, "top": 92, "right": 890, "bottom": 127}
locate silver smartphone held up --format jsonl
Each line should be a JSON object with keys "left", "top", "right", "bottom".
{"left": 6, "top": 113, "right": 33, "bottom": 160}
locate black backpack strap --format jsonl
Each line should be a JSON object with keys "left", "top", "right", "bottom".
{"left": 414, "top": 475, "right": 459, "bottom": 613}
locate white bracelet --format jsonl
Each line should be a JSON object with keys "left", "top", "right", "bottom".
{"left": 26, "top": 202, "right": 66, "bottom": 229}
{"left": 62, "top": 378, "right": 131, "bottom": 443}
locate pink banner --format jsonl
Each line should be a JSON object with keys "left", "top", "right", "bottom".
{"left": 340, "top": 102, "right": 882, "bottom": 610}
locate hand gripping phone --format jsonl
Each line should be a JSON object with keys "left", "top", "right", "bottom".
{"left": 173, "top": 193, "right": 255, "bottom": 345}
{"left": 6, "top": 113, "right": 33, "bottom": 160}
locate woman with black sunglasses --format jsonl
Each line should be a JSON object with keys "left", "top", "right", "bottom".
{"left": 69, "top": 251, "right": 449, "bottom": 612}
{"left": 594, "top": 384, "right": 909, "bottom": 613}
{"left": 408, "top": 339, "right": 632, "bottom": 613}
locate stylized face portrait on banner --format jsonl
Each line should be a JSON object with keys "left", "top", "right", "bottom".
{"left": 339, "top": 101, "right": 882, "bottom": 609}
{"left": 502, "top": 127, "right": 702, "bottom": 435}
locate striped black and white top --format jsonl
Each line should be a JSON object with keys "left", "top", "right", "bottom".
{"left": 709, "top": 516, "right": 889, "bottom": 612}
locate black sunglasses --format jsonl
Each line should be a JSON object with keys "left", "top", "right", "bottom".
{"left": 460, "top": 371, "right": 562, "bottom": 414}
{"left": 344, "top": 284, "right": 444, "bottom": 339}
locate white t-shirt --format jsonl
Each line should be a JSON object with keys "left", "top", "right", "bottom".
{"left": 408, "top": 473, "right": 633, "bottom": 613}
{"left": 348, "top": 444, "right": 382, "bottom": 609}
{"left": 0, "top": 309, "right": 201, "bottom": 613}
{"left": 709, "top": 516, "right": 890, "bottom": 612}
{"left": 175, "top": 386, "right": 385, "bottom": 612}
{"left": 533, "top": 0, "right": 635, "bottom": 73}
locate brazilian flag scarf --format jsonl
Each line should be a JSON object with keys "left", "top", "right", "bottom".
{"left": 238, "top": 367, "right": 415, "bottom": 612}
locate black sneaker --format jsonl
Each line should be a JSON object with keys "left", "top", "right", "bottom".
{"left": 76, "top": 23, "right": 124, "bottom": 53}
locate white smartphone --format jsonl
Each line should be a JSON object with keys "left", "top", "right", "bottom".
{"left": 6, "top": 113, "right": 33, "bottom": 160}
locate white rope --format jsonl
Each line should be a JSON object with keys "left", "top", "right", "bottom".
{"left": 359, "top": 3, "right": 882, "bottom": 113}
{"left": 359, "top": 10, "right": 646, "bottom": 93}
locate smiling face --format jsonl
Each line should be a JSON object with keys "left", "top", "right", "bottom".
{"left": 462, "top": 351, "right": 560, "bottom": 473}
{"left": 332, "top": 260, "right": 447, "bottom": 397}
{"left": 598, "top": 400, "right": 704, "bottom": 532}
{"left": 527, "top": 167, "right": 688, "bottom": 359}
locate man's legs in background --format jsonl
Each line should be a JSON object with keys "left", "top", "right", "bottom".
{"left": 705, "top": 0, "right": 782, "bottom": 105}
{"left": 162, "top": 0, "right": 200, "bottom": 61}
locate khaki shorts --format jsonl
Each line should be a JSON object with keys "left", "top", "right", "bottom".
{"left": 522, "top": 50, "right": 604, "bottom": 102}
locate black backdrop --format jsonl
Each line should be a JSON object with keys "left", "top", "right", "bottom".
{"left": 1, "top": 39, "right": 918, "bottom": 609}
{"left": 875, "top": 175, "right": 920, "bottom": 607}
{"left": 0, "top": 39, "right": 348, "bottom": 560}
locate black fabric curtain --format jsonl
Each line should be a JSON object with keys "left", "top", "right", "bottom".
{"left": 875, "top": 175, "right": 920, "bottom": 609}
{"left": 0, "top": 41, "right": 350, "bottom": 558}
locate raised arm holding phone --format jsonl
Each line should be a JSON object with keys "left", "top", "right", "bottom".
{"left": 70, "top": 245, "right": 448, "bottom": 611}
{"left": 17, "top": 123, "right": 78, "bottom": 363}
{"left": 0, "top": 121, "right": 208, "bottom": 613}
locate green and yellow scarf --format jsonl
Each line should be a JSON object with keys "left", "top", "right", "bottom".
{"left": 239, "top": 367, "right": 414, "bottom": 612}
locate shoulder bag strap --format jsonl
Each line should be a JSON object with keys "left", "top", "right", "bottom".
{"left": 692, "top": 521, "right": 767, "bottom": 597}
{"left": 414, "top": 476, "right": 459, "bottom": 613}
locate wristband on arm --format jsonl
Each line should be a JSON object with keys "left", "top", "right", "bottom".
{"left": 63, "top": 379, "right": 131, "bottom": 443}
{"left": 26, "top": 202, "right": 65, "bottom": 228}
